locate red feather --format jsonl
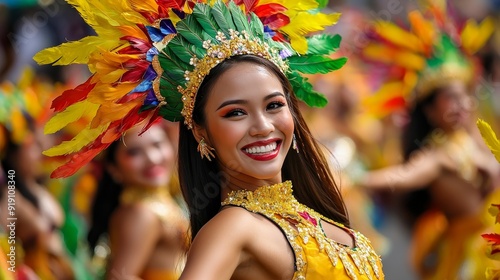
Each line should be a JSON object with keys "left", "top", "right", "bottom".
{"left": 139, "top": 111, "right": 161, "bottom": 135}
{"left": 243, "top": 0, "right": 260, "bottom": 13}
{"left": 157, "top": 0, "right": 186, "bottom": 10}
{"left": 50, "top": 143, "right": 109, "bottom": 178}
{"left": 121, "top": 60, "right": 150, "bottom": 82}
{"left": 117, "top": 92, "right": 145, "bottom": 103}
{"left": 263, "top": 13, "right": 290, "bottom": 30}
{"left": 382, "top": 96, "right": 406, "bottom": 111}
{"left": 253, "top": 3, "right": 286, "bottom": 18}
{"left": 482, "top": 233, "right": 500, "bottom": 244}
{"left": 51, "top": 77, "right": 95, "bottom": 113}
{"left": 121, "top": 36, "right": 152, "bottom": 53}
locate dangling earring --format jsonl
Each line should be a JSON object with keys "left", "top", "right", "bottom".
{"left": 292, "top": 133, "right": 299, "bottom": 154}
{"left": 197, "top": 137, "right": 216, "bottom": 161}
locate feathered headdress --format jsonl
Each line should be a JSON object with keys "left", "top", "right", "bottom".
{"left": 361, "top": 0, "right": 494, "bottom": 117}
{"left": 34, "top": 0, "right": 346, "bottom": 178}
{"left": 0, "top": 69, "right": 55, "bottom": 156}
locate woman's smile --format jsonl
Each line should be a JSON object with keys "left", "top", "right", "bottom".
{"left": 241, "top": 138, "right": 282, "bottom": 161}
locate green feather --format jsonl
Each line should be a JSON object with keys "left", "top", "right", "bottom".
{"left": 168, "top": 36, "right": 200, "bottom": 64}
{"left": 211, "top": 1, "right": 236, "bottom": 37}
{"left": 315, "top": 0, "right": 329, "bottom": 9}
{"left": 306, "top": 34, "right": 342, "bottom": 55}
{"left": 228, "top": 1, "right": 250, "bottom": 32}
{"left": 176, "top": 16, "right": 206, "bottom": 49}
{"left": 192, "top": 3, "right": 219, "bottom": 39}
{"left": 248, "top": 13, "right": 264, "bottom": 39}
{"left": 159, "top": 74, "right": 181, "bottom": 91}
{"left": 287, "top": 71, "right": 328, "bottom": 107}
{"left": 159, "top": 105, "right": 183, "bottom": 122}
{"left": 288, "top": 55, "right": 347, "bottom": 74}
{"left": 158, "top": 48, "right": 190, "bottom": 82}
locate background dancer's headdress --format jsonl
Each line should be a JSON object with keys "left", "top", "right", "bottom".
{"left": 35, "top": 0, "right": 346, "bottom": 178}
{"left": 0, "top": 69, "right": 55, "bottom": 157}
{"left": 361, "top": 0, "right": 494, "bottom": 117}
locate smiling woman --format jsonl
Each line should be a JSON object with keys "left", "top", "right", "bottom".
{"left": 34, "top": 0, "right": 383, "bottom": 279}
{"left": 177, "top": 55, "right": 383, "bottom": 280}
{"left": 87, "top": 123, "right": 189, "bottom": 280}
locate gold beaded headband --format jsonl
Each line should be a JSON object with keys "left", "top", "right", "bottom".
{"left": 176, "top": 30, "right": 288, "bottom": 129}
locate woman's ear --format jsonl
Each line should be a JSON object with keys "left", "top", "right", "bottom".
{"left": 192, "top": 124, "right": 210, "bottom": 145}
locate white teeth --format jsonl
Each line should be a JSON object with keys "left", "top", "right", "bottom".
{"left": 245, "top": 142, "right": 277, "bottom": 154}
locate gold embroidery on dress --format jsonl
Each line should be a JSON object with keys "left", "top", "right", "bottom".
{"left": 120, "top": 186, "right": 186, "bottom": 226}
{"left": 427, "top": 129, "right": 478, "bottom": 183}
{"left": 221, "top": 181, "right": 383, "bottom": 280}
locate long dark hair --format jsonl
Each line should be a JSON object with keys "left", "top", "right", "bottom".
{"left": 178, "top": 55, "right": 349, "bottom": 238}
{"left": 87, "top": 141, "right": 122, "bottom": 253}
{"left": 401, "top": 90, "right": 439, "bottom": 223}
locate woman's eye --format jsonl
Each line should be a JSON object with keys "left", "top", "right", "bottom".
{"left": 267, "top": 101, "right": 285, "bottom": 110}
{"left": 126, "top": 148, "right": 140, "bottom": 157}
{"left": 223, "top": 109, "right": 246, "bottom": 118}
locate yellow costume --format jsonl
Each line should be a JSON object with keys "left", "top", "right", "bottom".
{"left": 120, "top": 186, "right": 188, "bottom": 280}
{"left": 222, "top": 181, "right": 384, "bottom": 280}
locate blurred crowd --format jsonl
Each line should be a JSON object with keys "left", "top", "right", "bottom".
{"left": 1, "top": 0, "right": 500, "bottom": 279}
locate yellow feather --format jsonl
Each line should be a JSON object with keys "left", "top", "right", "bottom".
{"left": 33, "top": 36, "right": 121, "bottom": 66}
{"left": 409, "top": 11, "right": 435, "bottom": 51}
{"left": 10, "top": 108, "right": 28, "bottom": 144}
{"left": 65, "top": 0, "right": 99, "bottom": 26}
{"left": 44, "top": 101, "right": 99, "bottom": 134}
{"left": 129, "top": 0, "right": 158, "bottom": 14}
{"left": 260, "top": 0, "right": 319, "bottom": 10}
{"left": 280, "top": 12, "right": 340, "bottom": 54}
{"left": 394, "top": 50, "right": 426, "bottom": 71}
{"left": 461, "top": 17, "right": 494, "bottom": 55}
{"left": 90, "top": 98, "right": 143, "bottom": 128}
{"left": 477, "top": 119, "right": 500, "bottom": 163}
{"left": 43, "top": 124, "right": 109, "bottom": 157}
{"left": 374, "top": 21, "right": 425, "bottom": 53}
{"left": 87, "top": 83, "right": 137, "bottom": 104}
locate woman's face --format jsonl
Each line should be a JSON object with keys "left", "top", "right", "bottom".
{"left": 198, "top": 62, "right": 295, "bottom": 185}
{"left": 110, "top": 124, "right": 175, "bottom": 188}
{"left": 425, "top": 80, "right": 471, "bottom": 132}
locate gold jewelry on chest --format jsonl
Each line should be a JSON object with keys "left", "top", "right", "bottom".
{"left": 120, "top": 186, "right": 182, "bottom": 224}
{"left": 222, "top": 181, "right": 383, "bottom": 280}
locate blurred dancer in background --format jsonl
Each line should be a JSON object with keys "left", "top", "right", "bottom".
{"left": 359, "top": 1, "right": 500, "bottom": 278}
{"left": 0, "top": 72, "right": 74, "bottom": 279}
{"left": 87, "top": 122, "right": 188, "bottom": 280}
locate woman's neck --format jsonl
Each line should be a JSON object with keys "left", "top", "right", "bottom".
{"left": 219, "top": 171, "right": 283, "bottom": 201}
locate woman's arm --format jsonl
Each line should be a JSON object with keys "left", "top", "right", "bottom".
{"left": 180, "top": 207, "right": 252, "bottom": 280}
{"left": 106, "top": 205, "right": 160, "bottom": 280}
{"left": 359, "top": 149, "right": 452, "bottom": 190}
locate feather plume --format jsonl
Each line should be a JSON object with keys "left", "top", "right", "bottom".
{"left": 211, "top": 1, "right": 237, "bottom": 36}
{"left": 373, "top": 21, "right": 425, "bottom": 53}
{"left": 477, "top": 119, "right": 500, "bottom": 163}
{"left": 288, "top": 55, "right": 347, "bottom": 74}
{"left": 280, "top": 12, "right": 340, "bottom": 54}
{"left": 306, "top": 34, "right": 341, "bottom": 55}
{"left": 229, "top": 1, "right": 250, "bottom": 32}
{"left": 43, "top": 124, "right": 109, "bottom": 156}
{"left": 192, "top": 3, "right": 219, "bottom": 38}
{"left": 44, "top": 101, "right": 99, "bottom": 134}
{"left": 461, "top": 17, "right": 495, "bottom": 55}
{"left": 33, "top": 36, "right": 121, "bottom": 66}
{"left": 287, "top": 71, "right": 327, "bottom": 107}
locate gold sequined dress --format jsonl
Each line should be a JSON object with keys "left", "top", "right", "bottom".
{"left": 222, "top": 181, "right": 384, "bottom": 280}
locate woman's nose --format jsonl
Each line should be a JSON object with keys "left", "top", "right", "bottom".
{"left": 249, "top": 113, "right": 274, "bottom": 137}
{"left": 145, "top": 148, "right": 163, "bottom": 164}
